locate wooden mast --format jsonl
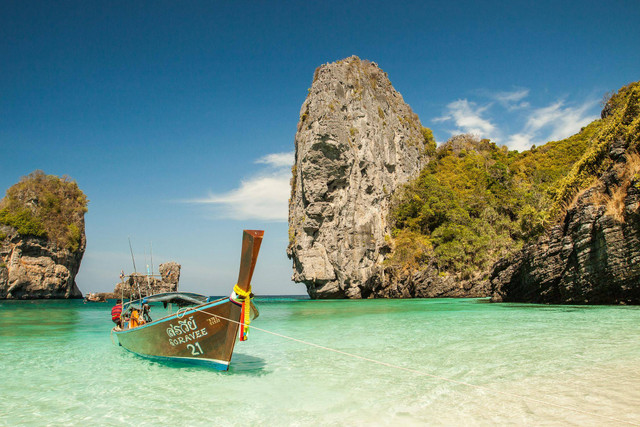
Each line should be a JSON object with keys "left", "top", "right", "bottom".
{"left": 235, "top": 230, "right": 264, "bottom": 294}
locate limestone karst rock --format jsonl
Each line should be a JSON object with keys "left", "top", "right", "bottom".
{"left": 491, "top": 163, "right": 640, "bottom": 304}
{"left": 287, "top": 56, "right": 432, "bottom": 298}
{"left": 0, "top": 234, "right": 85, "bottom": 299}
{"left": 0, "top": 171, "right": 88, "bottom": 299}
{"left": 491, "top": 82, "right": 640, "bottom": 304}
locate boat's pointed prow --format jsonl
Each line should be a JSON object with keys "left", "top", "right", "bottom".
{"left": 236, "top": 230, "right": 264, "bottom": 294}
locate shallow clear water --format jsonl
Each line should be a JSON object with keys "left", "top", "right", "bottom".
{"left": 0, "top": 297, "right": 638, "bottom": 426}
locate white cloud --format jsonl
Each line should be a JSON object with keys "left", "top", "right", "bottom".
{"left": 494, "top": 89, "right": 529, "bottom": 103}
{"left": 433, "top": 90, "right": 599, "bottom": 151}
{"left": 502, "top": 100, "right": 598, "bottom": 149}
{"left": 255, "top": 152, "right": 294, "bottom": 168}
{"left": 434, "top": 99, "right": 496, "bottom": 137}
{"left": 189, "top": 151, "right": 294, "bottom": 222}
{"left": 505, "top": 132, "right": 535, "bottom": 152}
{"left": 492, "top": 88, "right": 530, "bottom": 110}
{"left": 524, "top": 101, "right": 564, "bottom": 133}
{"left": 524, "top": 100, "right": 597, "bottom": 142}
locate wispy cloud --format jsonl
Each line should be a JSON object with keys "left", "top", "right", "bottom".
{"left": 433, "top": 88, "right": 599, "bottom": 151}
{"left": 255, "top": 152, "right": 295, "bottom": 168}
{"left": 433, "top": 99, "right": 496, "bottom": 137}
{"left": 492, "top": 88, "right": 530, "bottom": 110}
{"left": 189, "top": 151, "right": 293, "bottom": 222}
{"left": 505, "top": 132, "right": 534, "bottom": 152}
{"left": 504, "top": 99, "right": 598, "bottom": 149}
{"left": 525, "top": 100, "right": 597, "bottom": 141}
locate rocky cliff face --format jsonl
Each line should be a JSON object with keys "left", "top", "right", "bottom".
{"left": 0, "top": 230, "right": 85, "bottom": 299}
{"left": 287, "top": 56, "right": 431, "bottom": 298}
{"left": 491, "top": 83, "right": 640, "bottom": 304}
{"left": 385, "top": 266, "right": 491, "bottom": 299}
{"left": 491, "top": 175, "right": 640, "bottom": 304}
{"left": 113, "top": 262, "right": 181, "bottom": 299}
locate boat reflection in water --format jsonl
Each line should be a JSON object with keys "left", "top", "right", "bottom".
{"left": 112, "top": 230, "right": 263, "bottom": 371}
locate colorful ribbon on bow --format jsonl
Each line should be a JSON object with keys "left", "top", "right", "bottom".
{"left": 233, "top": 284, "right": 251, "bottom": 341}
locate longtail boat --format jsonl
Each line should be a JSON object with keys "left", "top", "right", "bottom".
{"left": 112, "top": 230, "right": 264, "bottom": 370}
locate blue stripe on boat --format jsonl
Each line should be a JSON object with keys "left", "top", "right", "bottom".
{"left": 113, "top": 297, "right": 230, "bottom": 334}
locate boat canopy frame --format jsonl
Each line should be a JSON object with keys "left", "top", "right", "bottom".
{"left": 123, "top": 292, "right": 219, "bottom": 309}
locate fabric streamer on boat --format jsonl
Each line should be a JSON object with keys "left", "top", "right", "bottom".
{"left": 191, "top": 306, "right": 638, "bottom": 426}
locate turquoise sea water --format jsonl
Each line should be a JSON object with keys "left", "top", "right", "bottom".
{"left": 0, "top": 297, "right": 639, "bottom": 426}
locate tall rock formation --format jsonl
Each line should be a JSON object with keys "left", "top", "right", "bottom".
{"left": 0, "top": 171, "right": 88, "bottom": 299}
{"left": 287, "top": 56, "right": 432, "bottom": 298}
{"left": 491, "top": 82, "right": 640, "bottom": 304}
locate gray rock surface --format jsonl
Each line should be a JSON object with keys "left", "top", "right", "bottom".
{"left": 287, "top": 56, "right": 430, "bottom": 298}
{"left": 384, "top": 267, "right": 491, "bottom": 299}
{"left": 113, "top": 262, "right": 181, "bottom": 299}
{"left": 0, "top": 230, "right": 85, "bottom": 299}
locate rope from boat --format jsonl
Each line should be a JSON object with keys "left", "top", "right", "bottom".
{"left": 192, "top": 306, "right": 638, "bottom": 426}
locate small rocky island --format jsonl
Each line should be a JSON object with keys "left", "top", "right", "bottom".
{"left": 0, "top": 171, "right": 88, "bottom": 299}
{"left": 111, "top": 262, "right": 181, "bottom": 299}
{"left": 288, "top": 56, "right": 640, "bottom": 304}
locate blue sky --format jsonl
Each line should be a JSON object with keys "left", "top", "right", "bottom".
{"left": 1, "top": 0, "right": 639, "bottom": 295}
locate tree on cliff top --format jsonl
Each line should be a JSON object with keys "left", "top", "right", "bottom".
{"left": 0, "top": 170, "right": 88, "bottom": 251}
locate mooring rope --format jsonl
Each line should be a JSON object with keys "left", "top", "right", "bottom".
{"left": 193, "top": 306, "right": 638, "bottom": 426}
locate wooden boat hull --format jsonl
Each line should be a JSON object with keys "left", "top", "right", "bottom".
{"left": 114, "top": 297, "right": 242, "bottom": 370}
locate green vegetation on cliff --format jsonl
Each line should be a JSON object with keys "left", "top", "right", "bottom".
{"left": 390, "top": 136, "right": 519, "bottom": 278}
{"left": 549, "top": 82, "right": 640, "bottom": 218}
{"left": 388, "top": 82, "right": 640, "bottom": 279}
{"left": 0, "top": 171, "right": 88, "bottom": 251}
